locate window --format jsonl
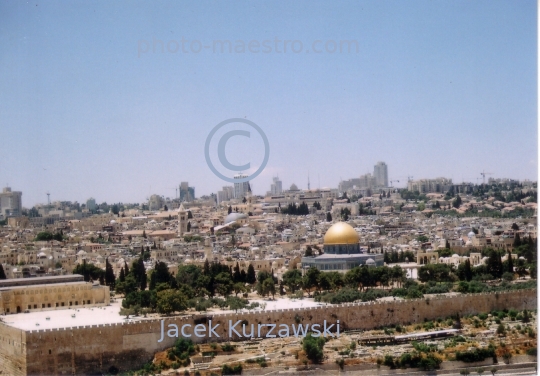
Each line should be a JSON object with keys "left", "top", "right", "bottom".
{"left": 28, "top": 305, "right": 31, "bottom": 309}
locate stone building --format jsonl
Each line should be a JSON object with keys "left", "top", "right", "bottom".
{"left": 0, "top": 275, "right": 109, "bottom": 314}
{"left": 301, "top": 222, "right": 384, "bottom": 272}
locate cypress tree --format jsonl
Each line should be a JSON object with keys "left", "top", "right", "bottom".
{"left": 119, "top": 267, "right": 125, "bottom": 283}
{"left": 233, "top": 262, "right": 241, "bottom": 282}
{"left": 247, "top": 264, "right": 256, "bottom": 284}
{"left": 124, "top": 261, "right": 130, "bottom": 275}
{"left": 138, "top": 258, "right": 147, "bottom": 290}
{"left": 105, "top": 258, "right": 116, "bottom": 289}
{"left": 82, "top": 259, "right": 89, "bottom": 282}
{"left": 523, "top": 309, "right": 530, "bottom": 323}
{"left": 507, "top": 251, "right": 514, "bottom": 274}
{"left": 513, "top": 233, "right": 521, "bottom": 248}
{"left": 240, "top": 269, "right": 247, "bottom": 283}
{"left": 464, "top": 259, "right": 473, "bottom": 281}
{"left": 0, "top": 264, "right": 6, "bottom": 279}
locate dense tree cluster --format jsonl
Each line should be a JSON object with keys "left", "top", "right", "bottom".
{"left": 281, "top": 202, "right": 310, "bottom": 215}
{"left": 120, "top": 259, "right": 264, "bottom": 315}
{"left": 400, "top": 190, "right": 429, "bottom": 202}
{"left": 34, "top": 231, "right": 65, "bottom": 242}
{"left": 384, "top": 250, "right": 416, "bottom": 263}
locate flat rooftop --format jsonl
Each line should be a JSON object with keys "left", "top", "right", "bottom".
{"left": 1, "top": 298, "right": 324, "bottom": 331}
{"left": 0, "top": 274, "right": 84, "bottom": 288}
{"left": 0, "top": 281, "right": 94, "bottom": 292}
{"left": 2, "top": 301, "right": 128, "bottom": 331}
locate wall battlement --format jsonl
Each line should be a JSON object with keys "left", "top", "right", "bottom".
{"left": 1, "top": 288, "right": 536, "bottom": 376}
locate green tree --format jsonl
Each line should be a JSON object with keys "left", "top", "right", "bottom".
{"left": 326, "top": 212, "right": 332, "bottom": 222}
{"left": 303, "top": 267, "right": 321, "bottom": 296}
{"left": 0, "top": 264, "right": 6, "bottom": 279}
{"left": 233, "top": 282, "right": 245, "bottom": 296}
{"left": 150, "top": 262, "right": 172, "bottom": 290}
{"left": 522, "top": 309, "right": 530, "bottom": 323}
{"left": 304, "top": 246, "right": 314, "bottom": 257}
{"left": 262, "top": 277, "right": 276, "bottom": 299}
{"left": 34, "top": 231, "right": 54, "bottom": 241}
{"left": 513, "top": 233, "right": 521, "bottom": 248}
{"left": 115, "top": 274, "right": 138, "bottom": 295}
{"left": 486, "top": 250, "right": 504, "bottom": 279}
{"left": 302, "top": 333, "right": 325, "bottom": 363}
{"left": 496, "top": 323, "right": 506, "bottom": 336}
{"left": 156, "top": 289, "right": 187, "bottom": 315}
{"left": 457, "top": 259, "right": 473, "bottom": 281}
{"left": 105, "top": 258, "right": 116, "bottom": 289}
{"left": 215, "top": 272, "right": 233, "bottom": 297}
{"left": 246, "top": 264, "right": 256, "bottom": 284}
{"left": 418, "top": 264, "right": 455, "bottom": 283}
{"left": 282, "top": 269, "right": 303, "bottom": 293}
{"left": 453, "top": 195, "right": 462, "bottom": 208}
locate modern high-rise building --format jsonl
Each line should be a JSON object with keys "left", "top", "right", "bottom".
{"left": 217, "top": 186, "right": 234, "bottom": 204}
{"left": 373, "top": 161, "right": 388, "bottom": 187}
{"left": 270, "top": 176, "right": 283, "bottom": 195}
{"left": 0, "top": 187, "right": 22, "bottom": 218}
{"left": 407, "top": 178, "right": 453, "bottom": 193}
{"left": 86, "top": 198, "right": 96, "bottom": 211}
{"left": 148, "top": 194, "right": 165, "bottom": 211}
{"left": 234, "top": 174, "right": 250, "bottom": 199}
{"left": 179, "top": 182, "right": 195, "bottom": 202}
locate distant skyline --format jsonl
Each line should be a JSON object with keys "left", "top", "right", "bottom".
{"left": 1, "top": 1, "right": 537, "bottom": 207}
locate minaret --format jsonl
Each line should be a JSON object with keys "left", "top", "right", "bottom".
{"left": 308, "top": 172, "right": 311, "bottom": 190}
{"left": 246, "top": 182, "right": 253, "bottom": 213}
{"left": 178, "top": 203, "right": 188, "bottom": 236}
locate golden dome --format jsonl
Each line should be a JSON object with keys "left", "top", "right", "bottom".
{"left": 323, "top": 222, "right": 360, "bottom": 245}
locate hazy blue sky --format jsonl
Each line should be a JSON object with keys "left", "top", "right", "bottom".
{"left": 0, "top": 1, "right": 537, "bottom": 207}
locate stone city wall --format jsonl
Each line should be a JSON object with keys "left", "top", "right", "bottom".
{"left": 0, "top": 288, "right": 535, "bottom": 375}
{"left": 0, "top": 322, "right": 27, "bottom": 375}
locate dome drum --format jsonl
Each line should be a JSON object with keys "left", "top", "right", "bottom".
{"left": 323, "top": 222, "right": 361, "bottom": 254}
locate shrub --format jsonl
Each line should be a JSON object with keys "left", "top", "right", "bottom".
{"left": 303, "top": 334, "right": 325, "bottom": 363}
{"left": 221, "top": 343, "right": 235, "bottom": 352}
{"left": 222, "top": 364, "right": 243, "bottom": 375}
{"left": 456, "top": 346, "right": 496, "bottom": 362}
{"left": 383, "top": 354, "right": 395, "bottom": 368}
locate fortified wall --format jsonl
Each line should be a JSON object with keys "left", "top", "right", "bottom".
{"left": 0, "top": 289, "right": 536, "bottom": 375}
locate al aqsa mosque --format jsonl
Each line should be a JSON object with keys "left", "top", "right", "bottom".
{"left": 301, "top": 222, "right": 384, "bottom": 272}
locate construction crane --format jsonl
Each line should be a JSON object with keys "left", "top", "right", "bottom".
{"left": 480, "top": 171, "right": 493, "bottom": 185}
{"left": 389, "top": 180, "right": 400, "bottom": 194}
